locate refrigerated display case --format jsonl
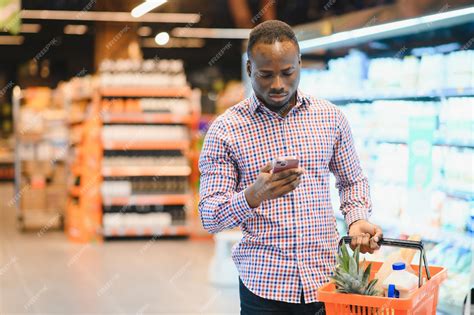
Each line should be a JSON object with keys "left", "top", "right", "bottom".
{"left": 293, "top": 5, "right": 474, "bottom": 313}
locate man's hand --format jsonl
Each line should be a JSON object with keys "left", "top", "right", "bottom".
{"left": 244, "top": 162, "right": 304, "bottom": 208}
{"left": 348, "top": 220, "right": 383, "bottom": 254}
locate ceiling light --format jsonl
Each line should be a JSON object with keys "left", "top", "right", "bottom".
{"left": 131, "top": 0, "right": 167, "bottom": 18}
{"left": 138, "top": 26, "right": 152, "bottom": 37}
{"left": 171, "top": 27, "right": 251, "bottom": 39}
{"left": 20, "top": 10, "right": 199, "bottom": 24}
{"left": 64, "top": 24, "right": 88, "bottom": 35}
{"left": 155, "top": 32, "right": 170, "bottom": 45}
{"left": 298, "top": 6, "right": 474, "bottom": 52}
{"left": 0, "top": 35, "right": 24, "bottom": 45}
{"left": 20, "top": 23, "right": 41, "bottom": 33}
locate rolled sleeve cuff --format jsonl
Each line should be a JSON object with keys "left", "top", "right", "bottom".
{"left": 231, "top": 190, "right": 255, "bottom": 223}
{"left": 344, "top": 209, "right": 369, "bottom": 229}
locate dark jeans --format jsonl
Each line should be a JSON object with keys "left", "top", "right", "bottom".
{"left": 239, "top": 278, "right": 326, "bottom": 315}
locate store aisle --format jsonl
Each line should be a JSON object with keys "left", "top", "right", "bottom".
{"left": 0, "top": 184, "right": 240, "bottom": 314}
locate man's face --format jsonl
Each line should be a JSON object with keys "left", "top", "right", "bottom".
{"left": 247, "top": 40, "right": 301, "bottom": 109}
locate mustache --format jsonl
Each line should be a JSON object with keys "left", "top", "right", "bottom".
{"left": 269, "top": 89, "right": 287, "bottom": 94}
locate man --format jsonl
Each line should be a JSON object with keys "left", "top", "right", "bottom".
{"left": 199, "top": 20, "right": 382, "bottom": 314}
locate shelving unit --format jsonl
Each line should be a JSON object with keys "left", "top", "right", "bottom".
{"left": 102, "top": 140, "right": 191, "bottom": 151}
{"left": 102, "top": 193, "right": 192, "bottom": 206}
{"left": 326, "top": 87, "right": 474, "bottom": 104}
{"left": 12, "top": 86, "right": 68, "bottom": 231}
{"left": 65, "top": 60, "right": 201, "bottom": 241}
{"left": 102, "top": 165, "right": 191, "bottom": 177}
{"left": 0, "top": 142, "right": 14, "bottom": 182}
{"left": 59, "top": 76, "right": 100, "bottom": 243}
{"left": 99, "top": 86, "right": 200, "bottom": 240}
{"left": 99, "top": 86, "right": 192, "bottom": 98}
{"left": 103, "top": 225, "right": 189, "bottom": 238}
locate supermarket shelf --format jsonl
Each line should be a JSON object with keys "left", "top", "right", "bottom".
{"left": 17, "top": 133, "right": 45, "bottom": 143}
{"left": 102, "top": 225, "right": 189, "bottom": 237}
{"left": 417, "top": 229, "right": 473, "bottom": 245}
{"left": 102, "top": 165, "right": 191, "bottom": 177}
{"left": 377, "top": 217, "right": 472, "bottom": 244}
{"left": 373, "top": 138, "right": 474, "bottom": 149}
{"left": 371, "top": 181, "right": 473, "bottom": 201}
{"left": 0, "top": 157, "right": 14, "bottom": 164}
{"left": 326, "top": 87, "right": 474, "bottom": 104}
{"left": 100, "top": 87, "right": 191, "bottom": 98}
{"left": 102, "top": 112, "right": 193, "bottom": 124}
{"left": 432, "top": 140, "right": 473, "bottom": 149}
{"left": 338, "top": 211, "right": 473, "bottom": 244}
{"left": 443, "top": 189, "right": 474, "bottom": 201}
{"left": 103, "top": 140, "right": 190, "bottom": 151}
{"left": 102, "top": 194, "right": 191, "bottom": 206}
{"left": 69, "top": 186, "right": 81, "bottom": 197}
{"left": 72, "top": 164, "right": 81, "bottom": 176}
{"left": 68, "top": 118, "right": 85, "bottom": 125}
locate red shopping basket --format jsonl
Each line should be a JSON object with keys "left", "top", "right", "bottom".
{"left": 318, "top": 237, "right": 448, "bottom": 315}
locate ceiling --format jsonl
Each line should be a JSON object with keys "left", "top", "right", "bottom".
{"left": 2, "top": 0, "right": 473, "bottom": 90}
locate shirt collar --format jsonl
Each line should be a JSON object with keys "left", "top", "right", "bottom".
{"left": 249, "top": 89, "right": 308, "bottom": 115}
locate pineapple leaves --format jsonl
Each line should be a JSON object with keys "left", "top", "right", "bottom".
{"left": 363, "top": 261, "right": 372, "bottom": 284}
{"left": 354, "top": 246, "right": 360, "bottom": 273}
{"left": 365, "top": 279, "right": 379, "bottom": 296}
{"left": 332, "top": 244, "right": 379, "bottom": 296}
{"left": 340, "top": 242, "right": 350, "bottom": 272}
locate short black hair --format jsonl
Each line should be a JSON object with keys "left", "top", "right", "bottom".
{"left": 247, "top": 20, "right": 299, "bottom": 58}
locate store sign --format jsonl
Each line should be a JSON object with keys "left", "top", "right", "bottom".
{"left": 0, "top": 0, "right": 21, "bottom": 34}
{"left": 404, "top": 115, "right": 436, "bottom": 228}
{"left": 407, "top": 116, "right": 436, "bottom": 189}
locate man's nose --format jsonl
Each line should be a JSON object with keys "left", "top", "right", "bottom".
{"left": 270, "top": 75, "right": 283, "bottom": 91}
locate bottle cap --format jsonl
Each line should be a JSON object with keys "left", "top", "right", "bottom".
{"left": 392, "top": 262, "right": 406, "bottom": 270}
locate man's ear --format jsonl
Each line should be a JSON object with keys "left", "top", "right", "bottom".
{"left": 298, "top": 53, "right": 302, "bottom": 65}
{"left": 246, "top": 59, "right": 251, "bottom": 77}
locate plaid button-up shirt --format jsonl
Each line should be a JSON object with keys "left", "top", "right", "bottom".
{"left": 198, "top": 90, "right": 372, "bottom": 303}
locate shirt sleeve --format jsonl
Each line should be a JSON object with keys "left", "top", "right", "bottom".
{"left": 198, "top": 119, "right": 255, "bottom": 234}
{"left": 329, "top": 108, "right": 372, "bottom": 228}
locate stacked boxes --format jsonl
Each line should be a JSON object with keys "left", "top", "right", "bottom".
{"left": 20, "top": 160, "right": 67, "bottom": 230}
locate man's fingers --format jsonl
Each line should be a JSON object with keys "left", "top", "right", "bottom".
{"left": 369, "top": 225, "right": 383, "bottom": 250}
{"left": 350, "top": 233, "right": 371, "bottom": 251}
{"left": 351, "top": 235, "right": 361, "bottom": 249}
{"left": 273, "top": 173, "right": 300, "bottom": 186}
{"left": 272, "top": 167, "right": 304, "bottom": 181}
{"left": 361, "top": 233, "right": 371, "bottom": 251}
{"left": 373, "top": 225, "right": 383, "bottom": 243}
{"left": 273, "top": 177, "right": 301, "bottom": 197}
{"left": 369, "top": 237, "right": 380, "bottom": 250}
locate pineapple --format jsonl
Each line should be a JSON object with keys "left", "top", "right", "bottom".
{"left": 331, "top": 244, "right": 380, "bottom": 296}
{"left": 331, "top": 244, "right": 382, "bottom": 314}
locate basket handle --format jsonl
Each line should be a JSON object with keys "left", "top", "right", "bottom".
{"left": 338, "top": 236, "right": 431, "bottom": 288}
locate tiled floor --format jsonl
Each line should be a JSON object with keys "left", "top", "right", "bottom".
{"left": 0, "top": 184, "right": 240, "bottom": 314}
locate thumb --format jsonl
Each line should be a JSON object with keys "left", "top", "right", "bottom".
{"left": 261, "top": 162, "right": 273, "bottom": 173}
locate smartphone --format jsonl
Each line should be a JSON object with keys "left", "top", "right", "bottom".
{"left": 272, "top": 156, "right": 299, "bottom": 173}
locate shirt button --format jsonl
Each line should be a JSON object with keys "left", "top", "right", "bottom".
{"left": 300, "top": 233, "right": 304, "bottom": 238}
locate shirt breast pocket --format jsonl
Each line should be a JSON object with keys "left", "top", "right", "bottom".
{"left": 298, "top": 131, "right": 332, "bottom": 178}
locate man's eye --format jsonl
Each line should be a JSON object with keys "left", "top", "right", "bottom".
{"left": 283, "top": 71, "right": 293, "bottom": 76}
{"left": 259, "top": 73, "right": 272, "bottom": 78}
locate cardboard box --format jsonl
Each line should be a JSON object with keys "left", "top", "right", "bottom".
{"left": 22, "top": 212, "right": 61, "bottom": 231}
{"left": 21, "top": 187, "right": 47, "bottom": 210}
{"left": 46, "top": 185, "right": 67, "bottom": 214}
{"left": 52, "top": 163, "right": 68, "bottom": 185}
